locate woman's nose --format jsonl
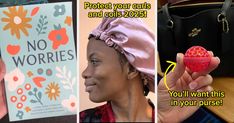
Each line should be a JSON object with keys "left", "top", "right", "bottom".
{"left": 82, "top": 66, "right": 91, "bottom": 79}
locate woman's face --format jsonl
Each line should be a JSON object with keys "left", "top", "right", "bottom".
{"left": 82, "top": 38, "right": 128, "bottom": 103}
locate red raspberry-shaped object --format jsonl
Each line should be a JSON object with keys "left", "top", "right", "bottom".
{"left": 184, "top": 46, "right": 211, "bottom": 72}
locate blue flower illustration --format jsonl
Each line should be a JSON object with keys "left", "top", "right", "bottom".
{"left": 16, "top": 110, "right": 24, "bottom": 119}
{"left": 54, "top": 5, "right": 66, "bottom": 17}
{"left": 46, "top": 69, "right": 52, "bottom": 76}
{"left": 37, "top": 68, "right": 43, "bottom": 75}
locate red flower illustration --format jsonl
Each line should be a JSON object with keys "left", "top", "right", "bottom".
{"left": 48, "top": 26, "right": 69, "bottom": 50}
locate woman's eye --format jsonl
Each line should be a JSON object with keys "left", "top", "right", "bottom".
{"left": 90, "top": 59, "right": 99, "bottom": 65}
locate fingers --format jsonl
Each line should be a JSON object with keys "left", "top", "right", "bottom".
{"left": 188, "top": 74, "right": 213, "bottom": 90}
{"left": 0, "top": 59, "right": 6, "bottom": 82}
{"left": 197, "top": 85, "right": 214, "bottom": 93}
{"left": 166, "top": 53, "right": 185, "bottom": 87}
{"left": 191, "top": 51, "right": 220, "bottom": 79}
{"left": 195, "top": 86, "right": 214, "bottom": 101}
{"left": 0, "top": 76, "right": 7, "bottom": 119}
{"left": 208, "top": 51, "right": 214, "bottom": 57}
{"left": 164, "top": 51, "right": 218, "bottom": 91}
{"left": 0, "top": 59, "right": 7, "bottom": 119}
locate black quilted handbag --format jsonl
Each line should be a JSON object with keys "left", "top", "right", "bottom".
{"left": 158, "top": 0, "right": 234, "bottom": 76}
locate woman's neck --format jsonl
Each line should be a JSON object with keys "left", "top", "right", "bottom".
{"left": 110, "top": 78, "right": 153, "bottom": 122}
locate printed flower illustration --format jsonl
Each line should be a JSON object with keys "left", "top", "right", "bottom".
{"left": 64, "top": 16, "right": 72, "bottom": 26}
{"left": 25, "top": 106, "right": 31, "bottom": 112}
{"left": 45, "top": 82, "right": 60, "bottom": 100}
{"left": 5, "top": 68, "right": 25, "bottom": 91}
{"left": 16, "top": 110, "right": 24, "bottom": 119}
{"left": 62, "top": 95, "right": 77, "bottom": 112}
{"left": 54, "top": 5, "right": 66, "bottom": 17}
{"left": 48, "top": 24, "right": 69, "bottom": 50}
{"left": 1, "top": 6, "right": 32, "bottom": 39}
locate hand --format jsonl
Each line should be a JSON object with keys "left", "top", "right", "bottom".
{"left": 0, "top": 59, "right": 6, "bottom": 119}
{"left": 157, "top": 52, "right": 220, "bottom": 123}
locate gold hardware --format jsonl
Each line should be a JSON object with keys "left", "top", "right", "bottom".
{"left": 188, "top": 28, "right": 201, "bottom": 37}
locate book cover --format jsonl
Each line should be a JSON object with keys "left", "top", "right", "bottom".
{"left": 0, "top": 2, "right": 77, "bottom": 121}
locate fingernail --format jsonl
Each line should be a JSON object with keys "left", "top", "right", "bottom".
{"left": 215, "top": 57, "right": 220, "bottom": 63}
{"left": 176, "top": 53, "right": 179, "bottom": 62}
{"left": 189, "top": 82, "right": 197, "bottom": 90}
{"left": 177, "top": 53, "right": 182, "bottom": 63}
{"left": 0, "top": 60, "right": 3, "bottom": 69}
{"left": 208, "top": 51, "right": 213, "bottom": 56}
{"left": 197, "top": 89, "right": 202, "bottom": 92}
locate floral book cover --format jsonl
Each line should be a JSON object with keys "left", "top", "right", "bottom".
{"left": 0, "top": 2, "right": 77, "bottom": 121}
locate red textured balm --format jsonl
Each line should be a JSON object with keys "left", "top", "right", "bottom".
{"left": 184, "top": 46, "right": 211, "bottom": 72}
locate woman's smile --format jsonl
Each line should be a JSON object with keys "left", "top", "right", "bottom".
{"left": 84, "top": 80, "right": 97, "bottom": 92}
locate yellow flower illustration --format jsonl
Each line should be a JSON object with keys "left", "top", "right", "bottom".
{"left": 1, "top": 6, "right": 32, "bottom": 39}
{"left": 45, "top": 82, "right": 60, "bottom": 100}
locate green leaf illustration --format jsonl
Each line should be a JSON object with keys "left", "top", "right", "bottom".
{"left": 33, "top": 88, "right": 38, "bottom": 92}
{"left": 36, "top": 28, "right": 39, "bottom": 33}
{"left": 39, "top": 19, "right": 43, "bottom": 24}
{"left": 30, "top": 99, "right": 38, "bottom": 103}
{"left": 28, "top": 91, "right": 33, "bottom": 95}
{"left": 37, "top": 24, "right": 41, "bottom": 28}
{"left": 37, "top": 15, "right": 48, "bottom": 35}
{"left": 38, "top": 92, "right": 42, "bottom": 99}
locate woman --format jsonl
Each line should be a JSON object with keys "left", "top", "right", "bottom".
{"left": 80, "top": 18, "right": 155, "bottom": 122}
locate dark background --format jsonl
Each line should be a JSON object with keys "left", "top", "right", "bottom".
{"left": 1, "top": 0, "right": 77, "bottom": 123}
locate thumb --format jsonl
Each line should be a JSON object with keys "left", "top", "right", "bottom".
{"left": 0, "top": 59, "right": 6, "bottom": 82}
{"left": 166, "top": 53, "right": 185, "bottom": 88}
{"left": 0, "top": 80, "right": 7, "bottom": 119}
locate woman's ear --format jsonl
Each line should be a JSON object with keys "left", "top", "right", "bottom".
{"left": 125, "top": 63, "right": 139, "bottom": 80}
